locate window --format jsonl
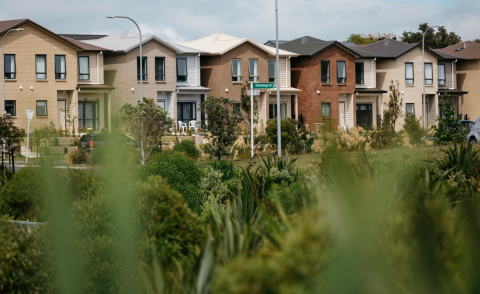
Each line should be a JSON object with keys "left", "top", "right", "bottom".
{"left": 269, "top": 103, "right": 287, "bottom": 119}
{"left": 137, "top": 57, "right": 147, "bottom": 81}
{"left": 455, "top": 47, "right": 463, "bottom": 52}
{"left": 155, "top": 57, "right": 165, "bottom": 81}
{"left": 233, "top": 102, "right": 241, "bottom": 115}
{"left": 322, "top": 102, "right": 331, "bottom": 117}
{"left": 321, "top": 61, "right": 330, "bottom": 83}
{"left": 35, "top": 55, "right": 46, "bottom": 79}
{"left": 157, "top": 100, "right": 166, "bottom": 110}
{"left": 4, "top": 54, "right": 16, "bottom": 79}
{"left": 78, "top": 56, "right": 90, "bottom": 80}
{"left": 337, "top": 61, "right": 346, "bottom": 84}
{"left": 55, "top": 55, "right": 66, "bottom": 79}
{"left": 438, "top": 64, "right": 446, "bottom": 86}
{"left": 268, "top": 60, "right": 276, "bottom": 82}
{"left": 5, "top": 100, "right": 15, "bottom": 116}
{"left": 356, "top": 104, "right": 373, "bottom": 129}
{"left": 355, "top": 62, "right": 364, "bottom": 85}
{"left": 232, "top": 59, "right": 242, "bottom": 82}
{"left": 424, "top": 63, "right": 433, "bottom": 85}
{"left": 176, "top": 58, "right": 187, "bottom": 82}
{"left": 406, "top": 103, "right": 415, "bottom": 115}
{"left": 405, "top": 62, "right": 414, "bottom": 85}
{"left": 248, "top": 59, "right": 259, "bottom": 82}
{"left": 78, "top": 101, "right": 99, "bottom": 131}
{"left": 177, "top": 102, "right": 196, "bottom": 121}
{"left": 36, "top": 101, "right": 48, "bottom": 116}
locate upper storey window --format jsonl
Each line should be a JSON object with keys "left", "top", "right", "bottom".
{"left": 232, "top": 59, "right": 242, "bottom": 82}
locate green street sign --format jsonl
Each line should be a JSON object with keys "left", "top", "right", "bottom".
{"left": 253, "top": 83, "right": 275, "bottom": 89}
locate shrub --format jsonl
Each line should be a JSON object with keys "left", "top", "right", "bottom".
{"left": 135, "top": 176, "right": 204, "bottom": 273}
{"left": 172, "top": 139, "right": 200, "bottom": 158}
{"left": 265, "top": 118, "right": 313, "bottom": 154}
{"left": 0, "top": 167, "right": 45, "bottom": 221}
{"left": 140, "top": 151, "right": 204, "bottom": 214}
{"left": 312, "top": 126, "right": 371, "bottom": 154}
{"left": 403, "top": 112, "right": 427, "bottom": 146}
{"left": 433, "top": 96, "right": 466, "bottom": 144}
{"left": 66, "top": 147, "right": 90, "bottom": 165}
{"left": 62, "top": 167, "right": 105, "bottom": 203}
{"left": 0, "top": 217, "right": 56, "bottom": 293}
{"left": 208, "top": 159, "right": 237, "bottom": 181}
{"left": 199, "top": 167, "right": 230, "bottom": 222}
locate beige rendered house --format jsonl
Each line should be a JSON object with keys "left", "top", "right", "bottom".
{"left": 81, "top": 32, "right": 210, "bottom": 129}
{"left": 353, "top": 39, "right": 458, "bottom": 130}
{"left": 180, "top": 33, "right": 300, "bottom": 130}
{"left": 0, "top": 19, "right": 111, "bottom": 133}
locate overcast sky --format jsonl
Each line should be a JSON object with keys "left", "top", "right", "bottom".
{"left": 1, "top": 0, "right": 479, "bottom": 43}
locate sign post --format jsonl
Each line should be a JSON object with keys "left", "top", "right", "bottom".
{"left": 26, "top": 109, "right": 34, "bottom": 163}
{"left": 251, "top": 83, "right": 275, "bottom": 158}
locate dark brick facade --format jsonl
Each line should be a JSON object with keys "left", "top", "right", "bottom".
{"left": 291, "top": 45, "right": 356, "bottom": 128}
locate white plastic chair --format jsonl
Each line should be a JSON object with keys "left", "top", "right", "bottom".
{"left": 188, "top": 120, "right": 198, "bottom": 132}
{"left": 177, "top": 121, "right": 186, "bottom": 134}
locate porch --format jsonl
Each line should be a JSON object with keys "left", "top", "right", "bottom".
{"left": 257, "top": 88, "right": 300, "bottom": 131}
{"left": 74, "top": 85, "right": 114, "bottom": 133}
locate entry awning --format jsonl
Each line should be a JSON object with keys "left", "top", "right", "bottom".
{"left": 437, "top": 89, "right": 468, "bottom": 95}
{"left": 176, "top": 86, "right": 211, "bottom": 92}
{"left": 269, "top": 87, "right": 302, "bottom": 93}
{"left": 355, "top": 88, "right": 387, "bottom": 94}
{"left": 77, "top": 84, "right": 115, "bottom": 90}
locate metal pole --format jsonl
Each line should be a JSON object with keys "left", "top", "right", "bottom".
{"left": 275, "top": 0, "right": 282, "bottom": 156}
{"left": 26, "top": 119, "right": 30, "bottom": 163}
{"left": 250, "top": 83, "right": 254, "bottom": 158}
{"left": 422, "top": 31, "right": 426, "bottom": 129}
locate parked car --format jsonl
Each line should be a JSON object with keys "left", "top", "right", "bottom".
{"left": 459, "top": 120, "right": 474, "bottom": 131}
{"left": 467, "top": 118, "right": 480, "bottom": 143}
{"left": 80, "top": 133, "right": 136, "bottom": 152}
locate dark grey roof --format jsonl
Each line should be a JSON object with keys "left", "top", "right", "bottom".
{"left": 351, "top": 38, "right": 446, "bottom": 60}
{"left": 437, "top": 89, "right": 468, "bottom": 95}
{"left": 59, "top": 34, "right": 108, "bottom": 40}
{"left": 434, "top": 50, "right": 464, "bottom": 60}
{"left": 356, "top": 88, "right": 388, "bottom": 94}
{"left": 264, "top": 40, "right": 289, "bottom": 47}
{"left": 340, "top": 42, "right": 356, "bottom": 47}
{"left": 278, "top": 36, "right": 379, "bottom": 58}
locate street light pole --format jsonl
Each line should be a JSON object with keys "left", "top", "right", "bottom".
{"left": 422, "top": 25, "right": 444, "bottom": 128}
{"left": 107, "top": 15, "right": 145, "bottom": 164}
{"left": 2, "top": 28, "right": 23, "bottom": 163}
{"left": 275, "top": 0, "right": 282, "bottom": 156}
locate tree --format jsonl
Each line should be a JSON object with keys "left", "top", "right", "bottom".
{"left": 345, "top": 32, "right": 397, "bottom": 45}
{"left": 240, "top": 81, "right": 259, "bottom": 132}
{"left": 200, "top": 96, "right": 244, "bottom": 160}
{"left": 474, "top": 39, "right": 480, "bottom": 44}
{"left": 118, "top": 98, "right": 174, "bottom": 162}
{"left": 0, "top": 115, "right": 26, "bottom": 154}
{"left": 432, "top": 92, "right": 465, "bottom": 144}
{"left": 402, "top": 23, "right": 462, "bottom": 49}
{"left": 372, "top": 81, "right": 403, "bottom": 149}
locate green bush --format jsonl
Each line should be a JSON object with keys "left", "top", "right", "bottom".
{"left": 208, "top": 159, "right": 237, "bottom": 181}
{"left": 265, "top": 118, "right": 313, "bottom": 153}
{"left": 66, "top": 147, "right": 91, "bottom": 165}
{"left": 172, "top": 139, "right": 200, "bottom": 158}
{"left": 140, "top": 151, "right": 204, "bottom": 214}
{"left": 404, "top": 112, "right": 426, "bottom": 146}
{"left": 135, "top": 176, "right": 204, "bottom": 275}
{"left": 199, "top": 167, "right": 230, "bottom": 222}
{"left": 0, "top": 217, "right": 56, "bottom": 293}
{"left": 0, "top": 167, "right": 45, "bottom": 221}
{"left": 433, "top": 97, "right": 466, "bottom": 144}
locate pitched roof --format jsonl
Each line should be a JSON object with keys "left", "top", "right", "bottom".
{"left": 264, "top": 40, "right": 290, "bottom": 47}
{"left": 0, "top": 19, "right": 108, "bottom": 52}
{"left": 278, "top": 36, "right": 379, "bottom": 58}
{"left": 434, "top": 41, "right": 480, "bottom": 60}
{"left": 179, "top": 33, "right": 298, "bottom": 57}
{"left": 81, "top": 31, "right": 205, "bottom": 54}
{"left": 59, "top": 34, "right": 108, "bottom": 41}
{"left": 350, "top": 38, "right": 446, "bottom": 59}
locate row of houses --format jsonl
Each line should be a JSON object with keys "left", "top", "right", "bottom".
{"left": 1, "top": 18, "right": 479, "bottom": 133}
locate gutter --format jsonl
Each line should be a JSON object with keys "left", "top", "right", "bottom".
{"left": 96, "top": 51, "right": 102, "bottom": 85}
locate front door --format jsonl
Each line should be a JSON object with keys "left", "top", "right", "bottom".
{"left": 177, "top": 102, "right": 196, "bottom": 123}
{"left": 356, "top": 104, "right": 372, "bottom": 129}
{"left": 57, "top": 100, "right": 66, "bottom": 131}
{"left": 78, "top": 101, "right": 99, "bottom": 131}
{"left": 339, "top": 102, "right": 346, "bottom": 128}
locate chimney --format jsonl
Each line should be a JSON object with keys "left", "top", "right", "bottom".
{"left": 465, "top": 41, "right": 470, "bottom": 48}
{"left": 384, "top": 39, "right": 390, "bottom": 46}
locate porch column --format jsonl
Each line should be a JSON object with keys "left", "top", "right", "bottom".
{"left": 173, "top": 91, "right": 177, "bottom": 124}
{"left": 108, "top": 91, "right": 112, "bottom": 132}
{"left": 462, "top": 94, "right": 464, "bottom": 120}
{"left": 295, "top": 93, "right": 298, "bottom": 121}
{"left": 380, "top": 94, "right": 384, "bottom": 121}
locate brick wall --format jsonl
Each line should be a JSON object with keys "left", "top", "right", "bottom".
{"left": 290, "top": 45, "right": 356, "bottom": 128}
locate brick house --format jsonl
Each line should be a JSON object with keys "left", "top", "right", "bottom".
{"left": 81, "top": 31, "right": 210, "bottom": 129}
{"left": 352, "top": 39, "right": 459, "bottom": 130}
{"left": 181, "top": 33, "right": 300, "bottom": 130}
{"left": 279, "top": 36, "right": 380, "bottom": 130}
{"left": 0, "top": 19, "right": 110, "bottom": 132}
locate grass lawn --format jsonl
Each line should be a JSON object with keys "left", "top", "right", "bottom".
{"left": 228, "top": 145, "right": 455, "bottom": 171}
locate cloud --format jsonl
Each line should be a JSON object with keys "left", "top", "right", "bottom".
{"left": 0, "top": 0, "right": 478, "bottom": 43}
